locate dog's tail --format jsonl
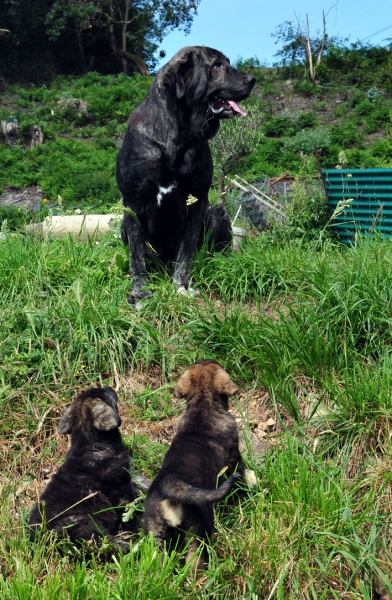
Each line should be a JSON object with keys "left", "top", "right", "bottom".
{"left": 160, "top": 473, "right": 240, "bottom": 506}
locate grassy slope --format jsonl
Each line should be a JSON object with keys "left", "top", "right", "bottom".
{"left": 1, "top": 229, "right": 392, "bottom": 597}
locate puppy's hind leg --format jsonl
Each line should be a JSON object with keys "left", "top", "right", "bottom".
{"left": 121, "top": 211, "right": 150, "bottom": 307}
{"left": 185, "top": 536, "right": 209, "bottom": 572}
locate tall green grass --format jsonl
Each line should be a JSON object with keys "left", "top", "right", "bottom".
{"left": 1, "top": 227, "right": 392, "bottom": 597}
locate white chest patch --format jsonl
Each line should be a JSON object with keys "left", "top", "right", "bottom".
{"left": 157, "top": 184, "right": 176, "bottom": 207}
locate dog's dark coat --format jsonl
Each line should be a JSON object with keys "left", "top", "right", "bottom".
{"left": 143, "top": 360, "right": 248, "bottom": 567}
{"left": 116, "top": 46, "right": 256, "bottom": 304}
{"left": 27, "top": 387, "right": 141, "bottom": 551}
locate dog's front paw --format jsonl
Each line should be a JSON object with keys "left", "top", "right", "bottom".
{"left": 176, "top": 285, "right": 200, "bottom": 297}
{"left": 129, "top": 280, "right": 152, "bottom": 308}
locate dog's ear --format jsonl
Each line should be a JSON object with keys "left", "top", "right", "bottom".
{"left": 57, "top": 406, "right": 73, "bottom": 434}
{"left": 162, "top": 51, "right": 192, "bottom": 99}
{"left": 214, "top": 369, "right": 238, "bottom": 396}
{"left": 173, "top": 370, "right": 191, "bottom": 398}
{"left": 91, "top": 402, "right": 121, "bottom": 431}
{"left": 162, "top": 68, "right": 186, "bottom": 99}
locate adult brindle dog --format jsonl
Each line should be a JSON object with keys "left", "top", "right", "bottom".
{"left": 117, "top": 46, "right": 255, "bottom": 306}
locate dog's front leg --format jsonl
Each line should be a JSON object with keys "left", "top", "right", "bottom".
{"left": 172, "top": 205, "right": 204, "bottom": 296}
{"left": 121, "top": 211, "right": 150, "bottom": 306}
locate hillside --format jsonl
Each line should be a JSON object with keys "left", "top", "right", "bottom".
{"left": 0, "top": 44, "right": 391, "bottom": 223}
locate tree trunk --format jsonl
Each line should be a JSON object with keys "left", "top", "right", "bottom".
{"left": 73, "top": 19, "right": 87, "bottom": 74}
{"left": 121, "top": 0, "right": 130, "bottom": 75}
{"left": 108, "top": 4, "right": 150, "bottom": 76}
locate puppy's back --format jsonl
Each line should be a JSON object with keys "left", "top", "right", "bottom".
{"left": 27, "top": 387, "right": 139, "bottom": 546}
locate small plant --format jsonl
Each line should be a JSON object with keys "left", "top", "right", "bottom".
{"left": 234, "top": 55, "right": 262, "bottom": 70}
{"left": 367, "top": 86, "right": 381, "bottom": 101}
{"left": 283, "top": 126, "right": 331, "bottom": 156}
{"left": 335, "top": 150, "right": 349, "bottom": 169}
{"left": 293, "top": 79, "right": 316, "bottom": 96}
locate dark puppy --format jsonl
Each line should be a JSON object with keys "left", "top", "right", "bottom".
{"left": 27, "top": 387, "right": 143, "bottom": 552}
{"left": 117, "top": 46, "right": 256, "bottom": 306}
{"left": 143, "top": 360, "right": 256, "bottom": 568}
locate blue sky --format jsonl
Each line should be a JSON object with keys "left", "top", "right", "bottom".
{"left": 157, "top": 0, "right": 392, "bottom": 68}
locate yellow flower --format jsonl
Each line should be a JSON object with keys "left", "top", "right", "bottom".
{"left": 43, "top": 198, "right": 48, "bottom": 203}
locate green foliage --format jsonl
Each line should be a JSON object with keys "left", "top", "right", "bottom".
{"left": 0, "top": 0, "right": 200, "bottom": 81}
{"left": 263, "top": 114, "right": 298, "bottom": 137}
{"left": 330, "top": 123, "right": 364, "bottom": 147}
{"left": 210, "top": 103, "right": 264, "bottom": 192}
{"left": 0, "top": 205, "right": 35, "bottom": 231}
{"left": 133, "top": 387, "right": 179, "bottom": 421}
{"left": 233, "top": 55, "right": 263, "bottom": 70}
{"left": 292, "top": 79, "right": 316, "bottom": 96}
{"left": 297, "top": 111, "right": 318, "bottom": 128}
{"left": 283, "top": 126, "right": 331, "bottom": 156}
{"left": 363, "top": 101, "right": 390, "bottom": 134}
{"left": 0, "top": 74, "right": 155, "bottom": 210}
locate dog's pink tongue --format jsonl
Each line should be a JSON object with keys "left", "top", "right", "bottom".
{"left": 228, "top": 100, "right": 247, "bottom": 117}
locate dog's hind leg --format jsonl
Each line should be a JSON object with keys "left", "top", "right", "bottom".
{"left": 121, "top": 211, "right": 151, "bottom": 306}
{"left": 203, "top": 205, "right": 232, "bottom": 252}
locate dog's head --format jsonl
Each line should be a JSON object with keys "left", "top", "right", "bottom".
{"left": 174, "top": 360, "right": 238, "bottom": 407}
{"left": 58, "top": 386, "right": 121, "bottom": 437}
{"left": 158, "top": 46, "right": 255, "bottom": 126}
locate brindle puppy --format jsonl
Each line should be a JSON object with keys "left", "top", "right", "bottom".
{"left": 143, "top": 360, "right": 256, "bottom": 568}
{"left": 28, "top": 387, "right": 145, "bottom": 552}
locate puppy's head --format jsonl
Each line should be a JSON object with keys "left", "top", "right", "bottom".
{"left": 174, "top": 360, "right": 238, "bottom": 406}
{"left": 58, "top": 386, "right": 121, "bottom": 436}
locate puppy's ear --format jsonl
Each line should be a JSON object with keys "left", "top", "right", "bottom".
{"left": 57, "top": 406, "right": 73, "bottom": 434}
{"left": 102, "top": 386, "right": 119, "bottom": 408}
{"left": 173, "top": 370, "right": 191, "bottom": 398}
{"left": 91, "top": 402, "right": 121, "bottom": 431}
{"left": 215, "top": 369, "right": 238, "bottom": 396}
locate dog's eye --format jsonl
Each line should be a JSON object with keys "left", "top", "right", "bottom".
{"left": 213, "top": 62, "right": 224, "bottom": 70}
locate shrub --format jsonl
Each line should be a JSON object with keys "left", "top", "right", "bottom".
{"left": 263, "top": 114, "right": 298, "bottom": 137}
{"left": 363, "top": 103, "right": 390, "bottom": 133}
{"left": 354, "top": 99, "right": 373, "bottom": 116}
{"left": 283, "top": 127, "right": 331, "bottom": 156}
{"left": 297, "top": 112, "right": 317, "bottom": 128}
{"left": 293, "top": 80, "right": 316, "bottom": 96}
{"left": 330, "top": 123, "right": 364, "bottom": 147}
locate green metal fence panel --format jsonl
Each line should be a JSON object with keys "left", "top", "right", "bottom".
{"left": 322, "top": 168, "right": 392, "bottom": 244}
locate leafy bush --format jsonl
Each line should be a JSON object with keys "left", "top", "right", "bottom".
{"left": 234, "top": 56, "right": 263, "bottom": 70}
{"left": 354, "top": 99, "right": 373, "bottom": 116}
{"left": 283, "top": 126, "right": 331, "bottom": 156}
{"left": 330, "top": 123, "right": 364, "bottom": 147}
{"left": 293, "top": 80, "right": 316, "bottom": 96}
{"left": 263, "top": 114, "right": 298, "bottom": 137}
{"left": 363, "top": 103, "right": 390, "bottom": 133}
{"left": 297, "top": 111, "right": 318, "bottom": 128}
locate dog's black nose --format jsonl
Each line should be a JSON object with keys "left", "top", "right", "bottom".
{"left": 247, "top": 75, "right": 256, "bottom": 86}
